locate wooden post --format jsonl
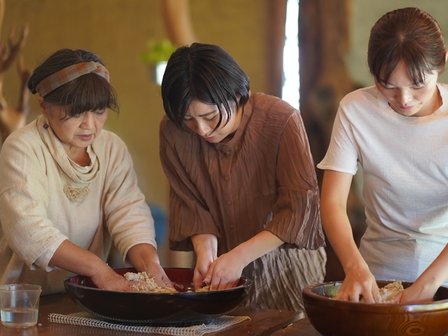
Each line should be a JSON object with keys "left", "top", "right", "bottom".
{"left": 299, "top": 0, "right": 366, "bottom": 281}
{"left": 0, "top": 0, "right": 30, "bottom": 145}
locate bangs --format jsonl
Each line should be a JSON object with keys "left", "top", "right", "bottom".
{"left": 375, "top": 46, "right": 432, "bottom": 85}
{"left": 191, "top": 71, "right": 238, "bottom": 129}
{"left": 45, "top": 73, "right": 118, "bottom": 118}
{"left": 167, "top": 74, "right": 235, "bottom": 129}
{"left": 372, "top": 38, "right": 441, "bottom": 85}
{"left": 161, "top": 42, "right": 250, "bottom": 130}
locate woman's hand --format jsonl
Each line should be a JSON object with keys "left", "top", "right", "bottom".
{"left": 320, "top": 170, "right": 379, "bottom": 302}
{"left": 193, "top": 231, "right": 283, "bottom": 291}
{"left": 89, "top": 266, "right": 136, "bottom": 292}
{"left": 127, "top": 243, "right": 173, "bottom": 288}
{"left": 392, "top": 245, "right": 448, "bottom": 303}
{"left": 50, "top": 240, "right": 136, "bottom": 291}
{"left": 391, "top": 277, "right": 438, "bottom": 304}
{"left": 193, "top": 251, "right": 216, "bottom": 289}
{"left": 145, "top": 261, "right": 173, "bottom": 288}
{"left": 205, "top": 250, "right": 245, "bottom": 290}
{"left": 191, "top": 234, "right": 218, "bottom": 289}
{"left": 335, "top": 265, "right": 379, "bottom": 303}
{"left": 50, "top": 240, "right": 170, "bottom": 291}
{"left": 391, "top": 286, "right": 434, "bottom": 304}
{"left": 389, "top": 245, "right": 448, "bottom": 303}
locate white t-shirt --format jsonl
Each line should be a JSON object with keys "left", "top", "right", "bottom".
{"left": 318, "top": 84, "right": 448, "bottom": 284}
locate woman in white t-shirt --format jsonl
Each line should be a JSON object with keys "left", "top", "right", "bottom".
{"left": 318, "top": 7, "right": 448, "bottom": 304}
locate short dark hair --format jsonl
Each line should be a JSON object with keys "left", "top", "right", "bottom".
{"left": 28, "top": 48, "right": 119, "bottom": 118}
{"left": 161, "top": 42, "right": 250, "bottom": 129}
{"left": 368, "top": 7, "right": 446, "bottom": 85}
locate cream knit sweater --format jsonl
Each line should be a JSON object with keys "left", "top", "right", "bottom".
{"left": 0, "top": 115, "right": 157, "bottom": 294}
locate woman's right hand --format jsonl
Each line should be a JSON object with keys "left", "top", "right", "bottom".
{"left": 89, "top": 266, "right": 137, "bottom": 292}
{"left": 191, "top": 234, "right": 218, "bottom": 289}
{"left": 335, "top": 265, "right": 379, "bottom": 303}
{"left": 50, "top": 240, "right": 137, "bottom": 292}
{"left": 193, "top": 252, "right": 216, "bottom": 289}
{"left": 320, "top": 170, "right": 379, "bottom": 302}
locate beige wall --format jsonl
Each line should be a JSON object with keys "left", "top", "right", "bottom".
{"left": 5, "top": 0, "right": 448, "bottom": 209}
{"left": 2, "top": 0, "right": 273, "bottom": 211}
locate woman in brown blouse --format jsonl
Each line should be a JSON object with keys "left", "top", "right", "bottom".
{"left": 159, "top": 42, "right": 326, "bottom": 311}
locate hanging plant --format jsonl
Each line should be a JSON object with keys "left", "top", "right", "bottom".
{"left": 140, "top": 38, "right": 177, "bottom": 65}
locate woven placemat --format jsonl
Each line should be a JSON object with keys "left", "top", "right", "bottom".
{"left": 48, "top": 312, "right": 250, "bottom": 336}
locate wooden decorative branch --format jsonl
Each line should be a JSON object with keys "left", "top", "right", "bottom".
{"left": 0, "top": 0, "right": 30, "bottom": 145}
{"left": 161, "top": 0, "right": 197, "bottom": 46}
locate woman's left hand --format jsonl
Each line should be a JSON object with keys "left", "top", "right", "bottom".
{"left": 203, "top": 230, "right": 283, "bottom": 290}
{"left": 391, "top": 282, "right": 437, "bottom": 304}
{"left": 391, "top": 260, "right": 448, "bottom": 304}
{"left": 205, "top": 250, "right": 245, "bottom": 290}
{"left": 145, "top": 261, "right": 173, "bottom": 288}
{"left": 127, "top": 243, "right": 173, "bottom": 288}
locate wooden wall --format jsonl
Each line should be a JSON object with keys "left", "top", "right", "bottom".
{"left": 2, "top": 0, "right": 281, "bottom": 212}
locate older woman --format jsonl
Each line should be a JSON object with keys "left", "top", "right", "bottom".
{"left": 0, "top": 48, "right": 171, "bottom": 295}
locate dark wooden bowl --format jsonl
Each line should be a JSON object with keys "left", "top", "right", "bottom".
{"left": 302, "top": 280, "right": 448, "bottom": 336}
{"left": 64, "top": 268, "right": 252, "bottom": 326}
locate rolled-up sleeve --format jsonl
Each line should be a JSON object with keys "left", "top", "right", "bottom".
{"left": 98, "top": 133, "right": 157, "bottom": 262}
{"left": 159, "top": 122, "right": 221, "bottom": 251}
{"left": 265, "top": 113, "right": 325, "bottom": 249}
{"left": 0, "top": 132, "right": 68, "bottom": 270}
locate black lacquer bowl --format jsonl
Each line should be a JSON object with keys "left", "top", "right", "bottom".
{"left": 64, "top": 267, "right": 252, "bottom": 326}
{"left": 302, "top": 280, "right": 448, "bottom": 336}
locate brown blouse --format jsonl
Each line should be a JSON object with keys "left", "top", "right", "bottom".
{"left": 159, "top": 92, "right": 325, "bottom": 256}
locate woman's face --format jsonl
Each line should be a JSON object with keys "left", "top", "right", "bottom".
{"left": 39, "top": 98, "right": 108, "bottom": 152}
{"left": 183, "top": 100, "right": 241, "bottom": 143}
{"left": 374, "top": 60, "right": 440, "bottom": 117}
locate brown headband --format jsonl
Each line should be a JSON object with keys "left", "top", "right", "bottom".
{"left": 35, "top": 61, "right": 110, "bottom": 97}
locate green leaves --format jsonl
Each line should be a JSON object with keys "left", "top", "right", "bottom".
{"left": 140, "top": 39, "right": 177, "bottom": 65}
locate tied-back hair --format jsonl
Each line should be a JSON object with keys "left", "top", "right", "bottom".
{"left": 161, "top": 42, "right": 250, "bottom": 130}
{"left": 368, "top": 7, "right": 446, "bottom": 85}
{"left": 28, "top": 49, "right": 119, "bottom": 118}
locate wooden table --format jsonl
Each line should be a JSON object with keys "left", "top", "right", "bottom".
{"left": 0, "top": 293, "right": 323, "bottom": 335}
{"left": 272, "top": 319, "right": 322, "bottom": 335}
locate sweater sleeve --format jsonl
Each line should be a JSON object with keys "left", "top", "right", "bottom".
{"left": 265, "top": 112, "right": 326, "bottom": 249}
{"left": 98, "top": 133, "right": 157, "bottom": 263}
{"left": 0, "top": 128, "right": 68, "bottom": 270}
{"left": 159, "top": 120, "right": 221, "bottom": 251}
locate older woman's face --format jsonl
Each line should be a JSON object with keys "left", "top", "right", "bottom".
{"left": 183, "top": 100, "right": 241, "bottom": 143}
{"left": 40, "top": 101, "right": 108, "bottom": 151}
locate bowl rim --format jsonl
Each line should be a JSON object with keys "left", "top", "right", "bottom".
{"left": 64, "top": 267, "right": 253, "bottom": 296}
{"left": 302, "top": 280, "right": 448, "bottom": 311}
